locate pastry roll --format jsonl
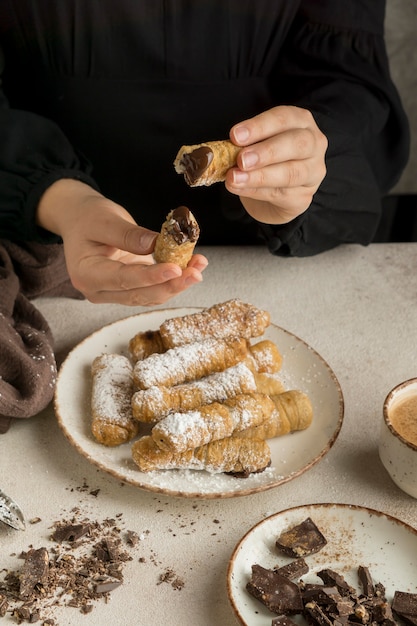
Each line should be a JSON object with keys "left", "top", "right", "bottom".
{"left": 174, "top": 140, "right": 241, "bottom": 187}
{"left": 153, "top": 206, "right": 200, "bottom": 269}
{"left": 132, "top": 336, "right": 248, "bottom": 390}
{"left": 159, "top": 299, "right": 270, "bottom": 348}
{"left": 131, "top": 435, "right": 271, "bottom": 476}
{"left": 238, "top": 390, "right": 313, "bottom": 440}
{"left": 128, "top": 329, "right": 166, "bottom": 362}
{"left": 131, "top": 361, "right": 256, "bottom": 422}
{"left": 254, "top": 372, "right": 285, "bottom": 396}
{"left": 246, "top": 340, "right": 283, "bottom": 374}
{"left": 91, "top": 353, "right": 139, "bottom": 446}
{"left": 151, "top": 392, "right": 275, "bottom": 453}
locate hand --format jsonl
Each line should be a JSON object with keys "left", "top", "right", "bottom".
{"left": 36, "top": 180, "right": 208, "bottom": 306}
{"left": 226, "top": 105, "right": 327, "bottom": 224}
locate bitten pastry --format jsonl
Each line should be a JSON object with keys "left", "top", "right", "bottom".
{"left": 153, "top": 206, "right": 200, "bottom": 269}
{"left": 132, "top": 336, "right": 248, "bottom": 389}
{"left": 91, "top": 353, "right": 140, "bottom": 446}
{"left": 238, "top": 390, "right": 313, "bottom": 440}
{"left": 159, "top": 299, "right": 270, "bottom": 348}
{"left": 174, "top": 139, "right": 241, "bottom": 186}
{"left": 131, "top": 435, "right": 271, "bottom": 476}
{"left": 151, "top": 392, "right": 276, "bottom": 453}
{"left": 131, "top": 361, "right": 256, "bottom": 422}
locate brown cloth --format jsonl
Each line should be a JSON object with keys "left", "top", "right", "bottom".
{"left": 0, "top": 240, "right": 82, "bottom": 433}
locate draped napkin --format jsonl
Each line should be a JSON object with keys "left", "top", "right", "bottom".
{"left": 0, "top": 240, "right": 82, "bottom": 433}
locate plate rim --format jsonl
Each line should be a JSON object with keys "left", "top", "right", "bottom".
{"left": 54, "top": 307, "right": 344, "bottom": 499}
{"left": 226, "top": 502, "right": 417, "bottom": 625}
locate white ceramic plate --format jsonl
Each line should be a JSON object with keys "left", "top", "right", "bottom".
{"left": 227, "top": 503, "right": 417, "bottom": 625}
{"left": 54, "top": 308, "right": 343, "bottom": 498}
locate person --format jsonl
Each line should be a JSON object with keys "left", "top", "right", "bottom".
{"left": 0, "top": 1, "right": 410, "bottom": 307}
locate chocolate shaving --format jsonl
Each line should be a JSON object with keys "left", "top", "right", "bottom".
{"left": 51, "top": 522, "right": 90, "bottom": 543}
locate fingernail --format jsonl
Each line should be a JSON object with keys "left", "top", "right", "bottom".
{"left": 232, "top": 170, "right": 249, "bottom": 185}
{"left": 241, "top": 151, "right": 258, "bottom": 169}
{"left": 162, "top": 268, "right": 181, "bottom": 280}
{"left": 234, "top": 125, "right": 250, "bottom": 143}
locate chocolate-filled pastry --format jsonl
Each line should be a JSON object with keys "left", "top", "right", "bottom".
{"left": 153, "top": 206, "right": 200, "bottom": 269}
{"left": 174, "top": 140, "right": 241, "bottom": 186}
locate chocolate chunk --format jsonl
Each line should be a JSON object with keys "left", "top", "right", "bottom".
{"left": 357, "top": 565, "right": 375, "bottom": 597}
{"left": 316, "top": 569, "right": 355, "bottom": 597}
{"left": 276, "top": 518, "right": 327, "bottom": 557}
{"left": 246, "top": 564, "right": 303, "bottom": 614}
{"left": 51, "top": 523, "right": 90, "bottom": 543}
{"left": 94, "top": 537, "right": 120, "bottom": 562}
{"left": 392, "top": 591, "right": 417, "bottom": 624}
{"left": 275, "top": 558, "right": 309, "bottom": 580}
{"left": 19, "top": 547, "right": 49, "bottom": 599}
{"left": 0, "top": 593, "right": 8, "bottom": 617}
{"left": 304, "top": 600, "right": 334, "bottom": 626}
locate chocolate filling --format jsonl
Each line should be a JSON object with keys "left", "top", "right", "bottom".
{"left": 167, "top": 206, "right": 199, "bottom": 244}
{"left": 180, "top": 146, "right": 213, "bottom": 184}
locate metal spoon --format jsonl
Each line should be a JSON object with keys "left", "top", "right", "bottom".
{"left": 0, "top": 488, "right": 25, "bottom": 530}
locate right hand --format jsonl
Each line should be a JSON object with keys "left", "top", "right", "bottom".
{"left": 36, "top": 179, "right": 208, "bottom": 306}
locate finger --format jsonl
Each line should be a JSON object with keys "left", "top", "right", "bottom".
{"left": 230, "top": 105, "right": 316, "bottom": 146}
{"left": 187, "top": 253, "right": 209, "bottom": 273}
{"left": 227, "top": 157, "right": 324, "bottom": 192}
{"left": 90, "top": 212, "right": 158, "bottom": 255}
{"left": 86, "top": 266, "right": 204, "bottom": 306}
{"left": 236, "top": 128, "right": 318, "bottom": 173}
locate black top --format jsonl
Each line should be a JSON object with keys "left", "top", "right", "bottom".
{"left": 0, "top": 0, "right": 410, "bottom": 256}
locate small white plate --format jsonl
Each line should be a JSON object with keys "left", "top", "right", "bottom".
{"left": 227, "top": 503, "right": 417, "bottom": 625}
{"left": 54, "top": 308, "right": 344, "bottom": 498}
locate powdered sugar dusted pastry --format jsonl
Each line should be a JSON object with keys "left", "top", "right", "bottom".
{"left": 153, "top": 206, "right": 200, "bottom": 269}
{"left": 246, "top": 340, "right": 283, "bottom": 374}
{"left": 91, "top": 353, "right": 139, "bottom": 447}
{"left": 151, "top": 392, "right": 275, "bottom": 453}
{"left": 159, "top": 299, "right": 270, "bottom": 349}
{"left": 131, "top": 361, "right": 256, "bottom": 422}
{"left": 238, "top": 390, "right": 313, "bottom": 440}
{"left": 131, "top": 435, "right": 271, "bottom": 476}
{"left": 132, "top": 336, "right": 248, "bottom": 390}
{"left": 174, "top": 140, "right": 241, "bottom": 187}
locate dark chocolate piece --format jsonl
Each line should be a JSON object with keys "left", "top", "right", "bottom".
{"left": 316, "top": 569, "right": 355, "bottom": 597}
{"left": 392, "top": 591, "right": 417, "bottom": 625}
{"left": 275, "top": 558, "right": 309, "bottom": 580}
{"left": 180, "top": 147, "right": 213, "bottom": 184}
{"left": 304, "top": 600, "right": 334, "bottom": 626}
{"left": 19, "top": 547, "right": 49, "bottom": 599}
{"left": 246, "top": 564, "right": 303, "bottom": 614}
{"left": 357, "top": 565, "right": 375, "bottom": 597}
{"left": 276, "top": 518, "right": 327, "bottom": 557}
{"left": 51, "top": 523, "right": 90, "bottom": 543}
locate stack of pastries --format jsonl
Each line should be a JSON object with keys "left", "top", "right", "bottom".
{"left": 90, "top": 299, "right": 313, "bottom": 477}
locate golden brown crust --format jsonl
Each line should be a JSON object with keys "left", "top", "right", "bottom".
{"left": 128, "top": 329, "right": 165, "bottom": 362}
{"left": 174, "top": 140, "right": 241, "bottom": 187}
{"left": 131, "top": 435, "right": 271, "bottom": 475}
{"left": 132, "top": 336, "right": 248, "bottom": 390}
{"left": 91, "top": 353, "right": 140, "bottom": 446}
{"left": 153, "top": 207, "right": 200, "bottom": 269}
{"left": 159, "top": 299, "right": 270, "bottom": 349}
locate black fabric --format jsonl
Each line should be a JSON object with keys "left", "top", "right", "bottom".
{"left": 0, "top": 0, "right": 410, "bottom": 255}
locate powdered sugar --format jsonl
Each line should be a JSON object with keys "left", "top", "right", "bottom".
{"left": 91, "top": 354, "right": 133, "bottom": 426}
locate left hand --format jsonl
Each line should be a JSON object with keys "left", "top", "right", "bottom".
{"left": 226, "top": 105, "right": 328, "bottom": 224}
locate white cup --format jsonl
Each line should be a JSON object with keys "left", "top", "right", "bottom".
{"left": 379, "top": 378, "right": 417, "bottom": 498}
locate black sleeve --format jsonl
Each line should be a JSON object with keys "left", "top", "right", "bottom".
{"left": 260, "top": 0, "right": 410, "bottom": 257}
{"left": 0, "top": 47, "right": 100, "bottom": 243}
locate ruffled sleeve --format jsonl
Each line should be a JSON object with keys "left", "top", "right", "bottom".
{"left": 261, "top": 0, "right": 410, "bottom": 256}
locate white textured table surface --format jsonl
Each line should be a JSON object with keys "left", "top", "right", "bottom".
{"left": 1, "top": 243, "right": 417, "bottom": 625}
